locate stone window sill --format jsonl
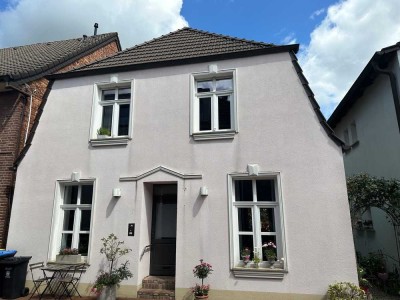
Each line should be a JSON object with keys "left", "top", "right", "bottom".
{"left": 192, "top": 131, "right": 236, "bottom": 141}
{"left": 232, "top": 267, "right": 287, "bottom": 279}
{"left": 89, "top": 137, "right": 131, "bottom": 147}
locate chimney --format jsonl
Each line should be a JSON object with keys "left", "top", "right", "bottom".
{"left": 94, "top": 23, "right": 98, "bottom": 36}
{"left": 83, "top": 35, "right": 87, "bottom": 40}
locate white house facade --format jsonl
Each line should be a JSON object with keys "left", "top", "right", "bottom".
{"left": 7, "top": 28, "right": 357, "bottom": 299}
{"left": 328, "top": 42, "right": 400, "bottom": 272}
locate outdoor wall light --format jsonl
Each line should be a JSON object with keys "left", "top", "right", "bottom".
{"left": 71, "top": 171, "right": 81, "bottom": 182}
{"left": 200, "top": 186, "right": 208, "bottom": 196}
{"left": 247, "top": 164, "right": 260, "bottom": 176}
{"left": 112, "top": 188, "right": 122, "bottom": 198}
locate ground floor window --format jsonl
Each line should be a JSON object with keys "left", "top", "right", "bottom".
{"left": 51, "top": 182, "right": 94, "bottom": 259}
{"left": 230, "top": 174, "right": 286, "bottom": 271}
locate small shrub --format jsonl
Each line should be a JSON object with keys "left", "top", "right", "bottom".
{"left": 327, "top": 282, "right": 366, "bottom": 299}
{"left": 97, "top": 127, "right": 111, "bottom": 136}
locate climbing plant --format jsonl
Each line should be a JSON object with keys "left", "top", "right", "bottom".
{"left": 347, "top": 173, "right": 400, "bottom": 226}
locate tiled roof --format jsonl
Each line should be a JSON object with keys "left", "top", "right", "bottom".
{"left": 0, "top": 32, "right": 120, "bottom": 83}
{"left": 68, "top": 28, "right": 296, "bottom": 74}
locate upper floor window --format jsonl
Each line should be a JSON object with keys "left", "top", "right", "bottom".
{"left": 191, "top": 69, "right": 237, "bottom": 140}
{"left": 90, "top": 79, "right": 133, "bottom": 146}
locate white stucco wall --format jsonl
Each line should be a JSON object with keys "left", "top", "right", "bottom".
{"left": 333, "top": 51, "right": 400, "bottom": 270}
{"left": 8, "top": 52, "right": 357, "bottom": 298}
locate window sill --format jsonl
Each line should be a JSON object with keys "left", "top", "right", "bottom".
{"left": 89, "top": 137, "right": 131, "bottom": 147}
{"left": 192, "top": 131, "right": 236, "bottom": 141}
{"left": 232, "top": 267, "right": 287, "bottom": 279}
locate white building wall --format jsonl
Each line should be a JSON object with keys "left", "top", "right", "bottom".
{"left": 8, "top": 53, "right": 356, "bottom": 298}
{"left": 333, "top": 52, "right": 400, "bottom": 270}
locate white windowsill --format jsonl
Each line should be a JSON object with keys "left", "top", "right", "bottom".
{"left": 232, "top": 267, "right": 287, "bottom": 279}
{"left": 89, "top": 137, "right": 131, "bottom": 147}
{"left": 192, "top": 131, "right": 236, "bottom": 141}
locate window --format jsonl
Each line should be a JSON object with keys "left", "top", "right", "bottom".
{"left": 90, "top": 80, "right": 133, "bottom": 146}
{"left": 52, "top": 182, "right": 94, "bottom": 259}
{"left": 229, "top": 174, "right": 287, "bottom": 278}
{"left": 191, "top": 70, "right": 237, "bottom": 140}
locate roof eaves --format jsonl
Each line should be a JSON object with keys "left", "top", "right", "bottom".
{"left": 12, "top": 33, "right": 121, "bottom": 86}
{"left": 328, "top": 42, "right": 400, "bottom": 128}
{"left": 48, "top": 43, "right": 299, "bottom": 80}
{"left": 289, "top": 51, "right": 344, "bottom": 147}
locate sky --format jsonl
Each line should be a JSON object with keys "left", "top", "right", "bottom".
{"left": 1, "top": 0, "right": 400, "bottom": 117}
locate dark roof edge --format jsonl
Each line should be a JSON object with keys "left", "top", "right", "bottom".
{"left": 14, "top": 80, "right": 55, "bottom": 168}
{"left": 48, "top": 44, "right": 299, "bottom": 80}
{"left": 13, "top": 33, "right": 121, "bottom": 86}
{"left": 328, "top": 42, "right": 400, "bottom": 127}
{"left": 0, "top": 75, "right": 12, "bottom": 82}
{"left": 289, "top": 51, "right": 344, "bottom": 147}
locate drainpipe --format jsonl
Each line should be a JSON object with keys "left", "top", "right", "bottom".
{"left": 371, "top": 61, "right": 400, "bottom": 132}
{"left": 23, "top": 84, "right": 36, "bottom": 145}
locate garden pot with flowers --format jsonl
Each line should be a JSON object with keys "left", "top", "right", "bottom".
{"left": 56, "top": 248, "right": 81, "bottom": 263}
{"left": 262, "top": 241, "right": 277, "bottom": 266}
{"left": 241, "top": 247, "right": 251, "bottom": 266}
{"left": 91, "top": 234, "right": 133, "bottom": 300}
{"left": 192, "top": 259, "right": 213, "bottom": 299}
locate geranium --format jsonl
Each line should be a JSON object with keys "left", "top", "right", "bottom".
{"left": 59, "top": 248, "right": 79, "bottom": 255}
{"left": 192, "top": 259, "right": 213, "bottom": 296}
{"left": 262, "top": 241, "right": 277, "bottom": 260}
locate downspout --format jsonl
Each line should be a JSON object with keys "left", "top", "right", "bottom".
{"left": 23, "top": 84, "right": 36, "bottom": 145}
{"left": 371, "top": 61, "right": 400, "bottom": 132}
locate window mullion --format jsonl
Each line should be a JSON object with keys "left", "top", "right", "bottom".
{"left": 72, "top": 187, "right": 82, "bottom": 249}
{"left": 112, "top": 103, "right": 119, "bottom": 137}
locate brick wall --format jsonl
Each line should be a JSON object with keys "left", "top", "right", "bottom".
{"left": 0, "top": 40, "right": 119, "bottom": 247}
{"left": 0, "top": 91, "right": 25, "bottom": 247}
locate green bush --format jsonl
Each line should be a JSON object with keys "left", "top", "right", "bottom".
{"left": 327, "top": 282, "right": 366, "bottom": 300}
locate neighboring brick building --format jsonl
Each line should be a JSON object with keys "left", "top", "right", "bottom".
{"left": 0, "top": 33, "right": 121, "bottom": 247}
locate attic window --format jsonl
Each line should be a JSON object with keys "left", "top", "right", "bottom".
{"left": 191, "top": 69, "right": 238, "bottom": 140}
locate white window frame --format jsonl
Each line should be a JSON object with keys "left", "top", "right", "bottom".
{"left": 190, "top": 69, "right": 238, "bottom": 140}
{"left": 89, "top": 78, "right": 134, "bottom": 146}
{"left": 228, "top": 172, "right": 288, "bottom": 278}
{"left": 48, "top": 179, "right": 96, "bottom": 262}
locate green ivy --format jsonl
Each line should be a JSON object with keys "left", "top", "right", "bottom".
{"left": 347, "top": 173, "right": 400, "bottom": 226}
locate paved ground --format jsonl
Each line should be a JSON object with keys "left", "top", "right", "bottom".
{"left": 370, "top": 286, "right": 400, "bottom": 299}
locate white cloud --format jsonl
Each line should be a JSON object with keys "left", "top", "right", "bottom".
{"left": 310, "top": 8, "right": 325, "bottom": 20}
{"left": 0, "top": 0, "right": 188, "bottom": 49}
{"left": 281, "top": 33, "right": 297, "bottom": 45}
{"left": 299, "top": 0, "right": 400, "bottom": 117}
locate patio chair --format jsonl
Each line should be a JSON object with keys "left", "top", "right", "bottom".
{"left": 57, "top": 264, "right": 86, "bottom": 299}
{"left": 28, "top": 262, "right": 52, "bottom": 299}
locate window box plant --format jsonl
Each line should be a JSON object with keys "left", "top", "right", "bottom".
{"left": 91, "top": 233, "right": 132, "bottom": 300}
{"left": 56, "top": 248, "right": 81, "bottom": 263}
{"left": 262, "top": 241, "right": 277, "bottom": 266}
{"left": 97, "top": 127, "right": 111, "bottom": 139}
{"left": 241, "top": 247, "right": 251, "bottom": 266}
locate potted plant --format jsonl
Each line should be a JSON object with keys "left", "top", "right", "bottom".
{"left": 97, "top": 127, "right": 111, "bottom": 139}
{"left": 262, "top": 241, "right": 277, "bottom": 266}
{"left": 253, "top": 251, "right": 261, "bottom": 268}
{"left": 192, "top": 259, "right": 213, "bottom": 299}
{"left": 56, "top": 248, "right": 81, "bottom": 263}
{"left": 241, "top": 247, "right": 251, "bottom": 266}
{"left": 91, "top": 233, "right": 133, "bottom": 300}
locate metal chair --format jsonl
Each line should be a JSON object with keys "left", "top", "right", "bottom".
{"left": 28, "top": 262, "right": 52, "bottom": 299}
{"left": 57, "top": 264, "right": 86, "bottom": 299}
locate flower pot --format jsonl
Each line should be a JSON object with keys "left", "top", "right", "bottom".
{"left": 55, "top": 254, "right": 81, "bottom": 263}
{"left": 97, "top": 134, "right": 110, "bottom": 139}
{"left": 194, "top": 295, "right": 208, "bottom": 299}
{"left": 98, "top": 285, "right": 116, "bottom": 300}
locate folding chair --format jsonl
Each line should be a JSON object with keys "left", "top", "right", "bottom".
{"left": 28, "top": 262, "right": 52, "bottom": 299}
{"left": 57, "top": 264, "right": 86, "bottom": 299}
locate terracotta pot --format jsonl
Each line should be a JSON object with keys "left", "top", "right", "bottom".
{"left": 194, "top": 295, "right": 209, "bottom": 299}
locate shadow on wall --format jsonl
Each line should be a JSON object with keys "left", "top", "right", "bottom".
{"left": 192, "top": 194, "right": 206, "bottom": 218}
{"left": 106, "top": 197, "right": 119, "bottom": 217}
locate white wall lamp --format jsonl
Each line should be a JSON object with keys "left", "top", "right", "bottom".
{"left": 112, "top": 188, "right": 122, "bottom": 198}
{"left": 200, "top": 186, "right": 208, "bottom": 197}
{"left": 71, "top": 171, "right": 81, "bottom": 182}
{"left": 247, "top": 164, "right": 260, "bottom": 176}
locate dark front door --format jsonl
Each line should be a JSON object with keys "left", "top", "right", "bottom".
{"left": 150, "top": 184, "right": 177, "bottom": 276}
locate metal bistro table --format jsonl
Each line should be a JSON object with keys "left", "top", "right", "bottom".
{"left": 39, "top": 263, "right": 86, "bottom": 299}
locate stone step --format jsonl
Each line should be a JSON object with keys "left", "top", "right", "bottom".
{"left": 137, "top": 288, "right": 175, "bottom": 300}
{"left": 141, "top": 276, "right": 175, "bottom": 290}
